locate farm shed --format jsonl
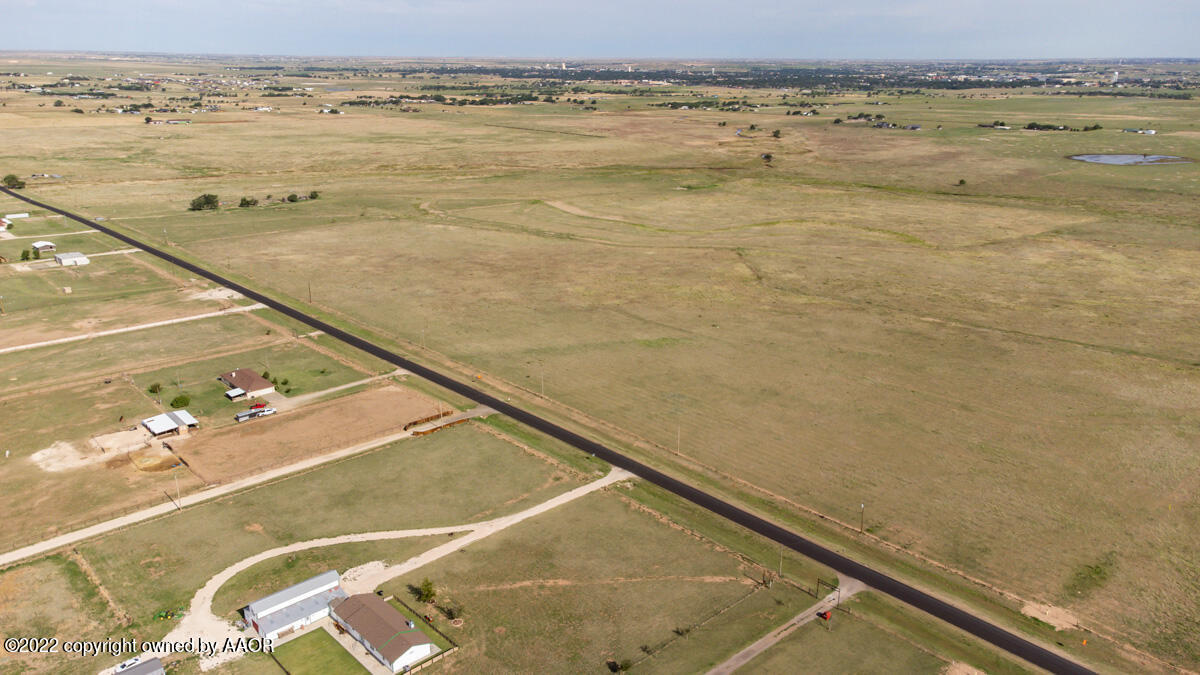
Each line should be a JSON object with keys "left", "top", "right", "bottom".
{"left": 244, "top": 570, "right": 346, "bottom": 641}
{"left": 4, "top": 213, "right": 29, "bottom": 220}
{"left": 219, "top": 368, "right": 275, "bottom": 398}
{"left": 31, "top": 240, "right": 56, "bottom": 253}
{"left": 141, "top": 410, "right": 200, "bottom": 437}
{"left": 330, "top": 594, "right": 438, "bottom": 672}
{"left": 54, "top": 251, "right": 90, "bottom": 266}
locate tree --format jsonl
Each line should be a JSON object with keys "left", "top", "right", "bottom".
{"left": 833, "top": 118, "right": 843, "bottom": 124}
{"left": 772, "top": 129, "right": 781, "bottom": 138}
{"left": 417, "top": 578, "right": 436, "bottom": 603}
{"left": 286, "top": 193, "right": 299, "bottom": 202}
{"left": 144, "top": 116, "right": 152, "bottom": 124}
{"left": 20, "top": 249, "right": 30, "bottom": 261}
{"left": 957, "top": 179, "right": 967, "bottom": 186}
{"left": 261, "top": 370, "right": 270, "bottom": 380}
{"left": 32, "top": 249, "right": 40, "bottom": 260}
{"left": 148, "top": 383, "right": 162, "bottom": 394}
{"left": 238, "top": 197, "right": 258, "bottom": 208}
{"left": 53, "top": 99, "right": 64, "bottom": 107}
{"left": 308, "top": 190, "right": 319, "bottom": 200}
{"left": 71, "top": 108, "right": 84, "bottom": 114}
{"left": 188, "top": 194, "right": 219, "bottom": 211}
{"left": 2, "top": 174, "right": 26, "bottom": 189}
{"left": 169, "top": 394, "right": 190, "bottom": 408}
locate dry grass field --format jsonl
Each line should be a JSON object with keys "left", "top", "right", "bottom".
{"left": 1, "top": 56, "right": 1198, "bottom": 668}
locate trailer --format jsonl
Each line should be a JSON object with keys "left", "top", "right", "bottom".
{"left": 235, "top": 408, "right": 277, "bottom": 423}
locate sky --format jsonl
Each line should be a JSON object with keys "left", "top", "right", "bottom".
{"left": 1, "top": 0, "right": 1195, "bottom": 59}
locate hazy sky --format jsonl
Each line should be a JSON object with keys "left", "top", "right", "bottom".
{"left": 2, "top": 0, "right": 1195, "bottom": 59}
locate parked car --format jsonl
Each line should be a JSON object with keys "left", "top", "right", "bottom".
{"left": 116, "top": 657, "right": 141, "bottom": 672}
{"left": 249, "top": 403, "right": 267, "bottom": 410}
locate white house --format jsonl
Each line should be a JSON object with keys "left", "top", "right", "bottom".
{"left": 31, "top": 240, "right": 55, "bottom": 253}
{"left": 330, "top": 594, "right": 438, "bottom": 672}
{"left": 54, "top": 252, "right": 90, "bottom": 266}
{"left": 245, "top": 570, "right": 346, "bottom": 641}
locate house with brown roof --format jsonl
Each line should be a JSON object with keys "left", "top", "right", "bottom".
{"left": 218, "top": 368, "right": 275, "bottom": 399}
{"left": 330, "top": 594, "right": 438, "bottom": 672}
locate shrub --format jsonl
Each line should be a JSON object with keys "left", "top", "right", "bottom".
{"left": 20, "top": 249, "right": 30, "bottom": 261}
{"left": 772, "top": 129, "right": 781, "bottom": 138}
{"left": 71, "top": 108, "right": 84, "bottom": 114}
{"left": 280, "top": 378, "right": 289, "bottom": 385}
{"left": 957, "top": 178, "right": 966, "bottom": 186}
{"left": 188, "top": 194, "right": 219, "bottom": 211}
{"left": 54, "top": 100, "right": 64, "bottom": 107}
{"left": 261, "top": 370, "right": 270, "bottom": 379}
{"left": 308, "top": 190, "right": 319, "bottom": 199}
{"left": 2, "top": 174, "right": 26, "bottom": 189}
{"left": 238, "top": 197, "right": 258, "bottom": 207}
{"left": 833, "top": 118, "right": 843, "bottom": 124}
{"left": 169, "top": 394, "right": 190, "bottom": 408}
{"left": 286, "top": 193, "right": 299, "bottom": 202}
{"left": 32, "top": 249, "right": 40, "bottom": 260}
{"left": 148, "top": 383, "right": 162, "bottom": 394}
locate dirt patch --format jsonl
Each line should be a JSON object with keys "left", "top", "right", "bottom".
{"left": 943, "top": 662, "right": 986, "bottom": 675}
{"left": 543, "top": 200, "right": 632, "bottom": 223}
{"left": 29, "top": 441, "right": 118, "bottom": 472}
{"left": 1022, "top": 602, "right": 1079, "bottom": 631}
{"left": 91, "top": 427, "right": 152, "bottom": 454}
{"left": 128, "top": 445, "right": 180, "bottom": 472}
{"left": 172, "top": 385, "right": 438, "bottom": 483}
{"left": 185, "top": 287, "right": 245, "bottom": 302}
{"left": 243, "top": 523, "right": 264, "bottom": 534}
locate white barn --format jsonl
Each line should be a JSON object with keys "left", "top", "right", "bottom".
{"left": 54, "top": 252, "right": 90, "bottom": 266}
{"left": 31, "top": 240, "right": 56, "bottom": 253}
{"left": 141, "top": 410, "right": 200, "bottom": 437}
{"left": 245, "top": 570, "right": 346, "bottom": 641}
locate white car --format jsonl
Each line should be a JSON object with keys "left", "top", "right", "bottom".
{"left": 115, "top": 656, "right": 141, "bottom": 672}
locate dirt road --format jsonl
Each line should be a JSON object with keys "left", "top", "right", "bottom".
{"left": 706, "top": 575, "right": 868, "bottom": 675}
{"left": 143, "top": 468, "right": 632, "bottom": 671}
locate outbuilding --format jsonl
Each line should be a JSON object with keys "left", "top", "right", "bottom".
{"left": 54, "top": 252, "right": 90, "bottom": 267}
{"left": 31, "top": 240, "right": 56, "bottom": 253}
{"left": 219, "top": 369, "right": 275, "bottom": 398}
{"left": 4, "top": 213, "right": 29, "bottom": 220}
{"left": 330, "top": 594, "right": 438, "bottom": 672}
{"left": 141, "top": 410, "right": 200, "bottom": 437}
{"left": 244, "top": 570, "right": 346, "bottom": 641}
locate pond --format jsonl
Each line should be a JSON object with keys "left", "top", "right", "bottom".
{"left": 1068, "top": 154, "right": 1193, "bottom": 166}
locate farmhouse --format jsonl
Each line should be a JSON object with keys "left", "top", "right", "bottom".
{"left": 244, "top": 570, "right": 346, "bottom": 641}
{"left": 141, "top": 410, "right": 200, "bottom": 437}
{"left": 330, "top": 594, "right": 438, "bottom": 672}
{"left": 219, "top": 368, "right": 275, "bottom": 399}
{"left": 54, "top": 251, "right": 89, "bottom": 266}
{"left": 31, "top": 240, "right": 56, "bottom": 253}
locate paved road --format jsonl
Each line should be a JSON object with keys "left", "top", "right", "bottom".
{"left": 0, "top": 187, "right": 1095, "bottom": 675}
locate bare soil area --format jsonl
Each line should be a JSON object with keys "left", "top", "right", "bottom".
{"left": 172, "top": 385, "right": 439, "bottom": 483}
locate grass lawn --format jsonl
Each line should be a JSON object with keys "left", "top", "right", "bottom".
{"left": 378, "top": 488, "right": 826, "bottom": 673}
{"left": 0, "top": 555, "right": 139, "bottom": 674}
{"left": 273, "top": 629, "right": 367, "bottom": 675}
{"left": 78, "top": 423, "right": 583, "bottom": 641}
{"left": 131, "top": 341, "right": 368, "bottom": 426}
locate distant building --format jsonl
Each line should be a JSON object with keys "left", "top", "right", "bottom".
{"left": 4, "top": 213, "right": 29, "bottom": 220}
{"left": 331, "top": 594, "right": 438, "bottom": 672}
{"left": 31, "top": 240, "right": 55, "bottom": 253}
{"left": 244, "top": 570, "right": 346, "bottom": 641}
{"left": 54, "top": 252, "right": 89, "bottom": 266}
{"left": 219, "top": 368, "right": 275, "bottom": 399}
{"left": 141, "top": 410, "right": 200, "bottom": 437}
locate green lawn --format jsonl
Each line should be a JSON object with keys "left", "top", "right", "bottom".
{"left": 79, "top": 424, "right": 583, "bottom": 641}
{"left": 273, "top": 629, "right": 367, "bottom": 675}
{"left": 131, "top": 341, "right": 368, "bottom": 426}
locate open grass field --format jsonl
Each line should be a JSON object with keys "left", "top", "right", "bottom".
{"left": 376, "top": 487, "right": 826, "bottom": 674}
{"left": 2, "top": 55, "right": 1199, "bottom": 668}
{"left": 77, "top": 423, "right": 584, "bottom": 641}
{"left": 0, "top": 554, "right": 135, "bottom": 675}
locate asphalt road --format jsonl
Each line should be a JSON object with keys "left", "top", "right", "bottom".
{"left": 0, "top": 187, "right": 1094, "bottom": 674}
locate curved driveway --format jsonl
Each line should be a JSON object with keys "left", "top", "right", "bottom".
{"left": 1, "top": 187, "right": 1094, "bottom": 675}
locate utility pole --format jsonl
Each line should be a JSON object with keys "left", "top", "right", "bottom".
{"left": 860, "top": 503, "right": 865, "bottom": 534}
{"left": 540, "top": 364, "right": 545, "bottom": 397}
{"left": 307, "top": 280, "right": 312, "bottom": 303}
{"left": 0, "top": 294, "right": 5, "bottom": 315}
